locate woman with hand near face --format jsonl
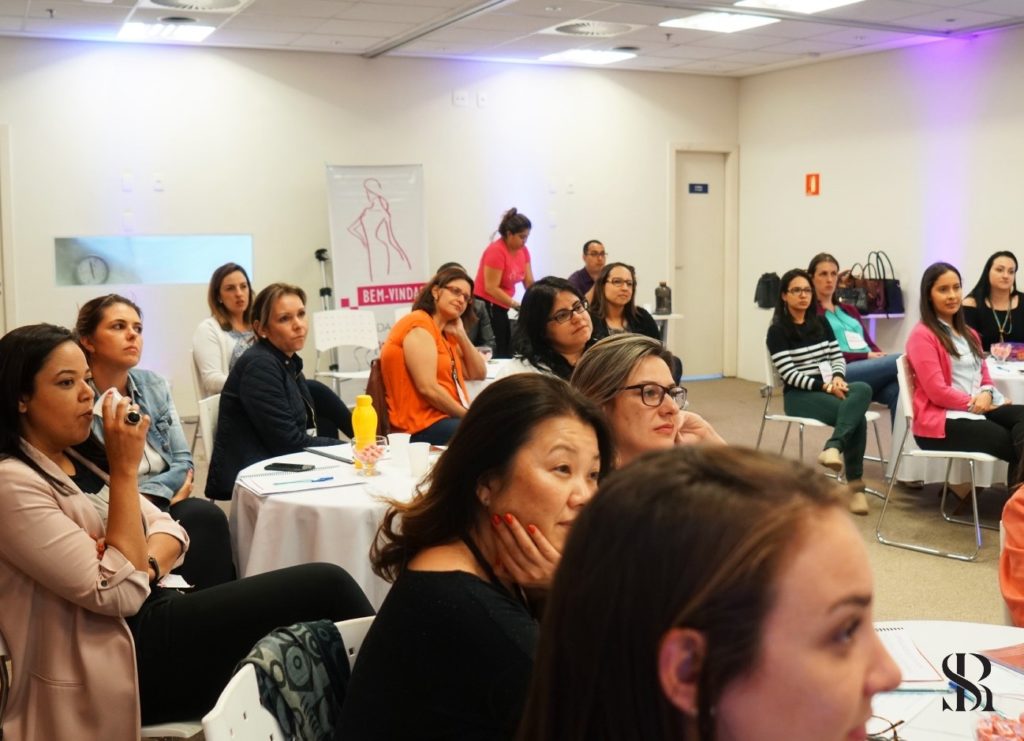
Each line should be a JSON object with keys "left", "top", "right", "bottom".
{"left": 570, "top": 334, "right": 724, "bottom": 469}
{"left": 380, "top": 266, "right": 487, "bottom": 445}
{"left": 501, "top": 277, "right": 594, "bottom": 380}
{"left": 809, "top": 253, "right": 899, "bottom": 424}
{"left": 206, "top": 283, "right": 342, "bottom": 500}
{"left": 767, "top": 269, "right": 872, "bottom": 515}
{"left": 963, "top": 251, "right": 1024, "bottom": 350}
{"left": 519, "top": 446, "right": 900, "bottom": 741}
{"left": 73, "top": 294, "right": 234, "bottom": 588}
{"left": 338, "top": 374, "right": 614, "bottom": 740}
{"left": 193, "top": 262, "right": 352, "bottom": 438}
{"left": 906, "top": 262, "right": 1024, "bottom": 484}
{"left": 474, "top": 208, "right": 536, "bottom": 358}
{"left": 0, "top": 325, "right": 373, "bottom": 739}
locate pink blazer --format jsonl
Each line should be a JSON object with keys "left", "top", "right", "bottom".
{"left": 0, "top": 441, "right": 188, "bottom": 741}
{"left": 905, "top": 322, "right": 992, "bottom": 438}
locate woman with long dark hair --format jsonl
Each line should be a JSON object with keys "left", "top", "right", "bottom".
{"left": 473, "top": 207, "right": 535, "bottom": 357}
{"left": 0, "top": 324, "right": 372, "bottom": 739}
{"left": 588, "top": 262, "right": 660, "bottom": 342}
{"left": 808, "top": 252, "right": 899, "bottom": 424}
{"left": 518, "top": 446, "right": 900, "bottom": 741}
{"left": 502, "top": 276, "right": 593, "bottom": 380}
{"left": 338, "top": 374, "right": 614, "bottom": 740}
{"left": 380, "top": 266, "right": 487, "bottom": 444}
{"left": 963, "top": 251, "right": 1024, "bottom": 350}
{"left": 905, "top": 262, "right": 1024, "bottom": 482}
{"left": 767, "top": 269, "right": 872, "bottom": 514}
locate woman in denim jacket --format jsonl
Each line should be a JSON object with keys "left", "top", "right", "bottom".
{"left": 72, "top": 293, "right": 234, "bottom": 588}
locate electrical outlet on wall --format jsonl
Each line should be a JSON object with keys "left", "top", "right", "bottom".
{"left": 452, "top": 89, "right": 470, "bottom": 107}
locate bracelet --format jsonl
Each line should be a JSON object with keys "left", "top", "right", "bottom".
{"left": 147, "top": 555, "right": 161, "bottom": 585}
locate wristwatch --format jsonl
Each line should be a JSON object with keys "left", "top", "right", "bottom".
{"left": 148, "top": 555, "right": 161, "bottom": 585}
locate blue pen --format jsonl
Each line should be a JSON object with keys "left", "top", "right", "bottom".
{"left": 273, "top": 476, "right": 334, "bottom": 486}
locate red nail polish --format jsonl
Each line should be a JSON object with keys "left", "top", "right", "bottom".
{"left": 491, "top": 514, "right": 501, "bottom": 527}
{"left": 504, "top": 513, "right": 514, "bottom": 525}
{"left": 527, "top": 524, "right": 537, "bottom": 535}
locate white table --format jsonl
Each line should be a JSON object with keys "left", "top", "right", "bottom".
{"left": 876, "top": 620, "right": 1024, "bottom": 739}
{"left": 465, "top": 357, "right": 510, "bottom": 400}
{"left": 230, "top": 449, "right": 432, "bottom": 609}
{"left": 886, "top": 361, "right": 1022, "bottom": 486}
{"left": 651, "top": 313, "right": 683, "bottom": 344}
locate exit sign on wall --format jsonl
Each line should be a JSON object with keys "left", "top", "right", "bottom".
{"left": 689, "top": 183, "right": 708, "bottom": 194}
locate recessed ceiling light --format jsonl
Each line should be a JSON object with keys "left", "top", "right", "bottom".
{"left": 540, "top": 49, "right": 637, "bottom": 64}
{"left": 659, "top": 12, "right": 779, "bottom": 33}
{"left": 734, "top": 0, "right": 865, "bottom": 13}
{"left": 117, "top": 21, "right": 215, "bottom": 42}
{"left": 545, "top": 5, "right": 562, "bottom": 11}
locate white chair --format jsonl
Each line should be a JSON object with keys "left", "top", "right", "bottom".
{"left": 201, "top": 663, "right": 284, "bottom": 741}
{"left": 312, "top": 310, "right": 380, "bottom": 393}
{"left": 197, "top": 394, "right": 220, "bottom": 463}
{"left": 336, "top": 615, "right": 375, "bottom": 670}
{"left": 875, "top": 355, "right": 1001, "bottom": 561}
{"left": 188, "top": 350, "right": 205, "bottom": 455}
{"left": 755, "top": 350, "right": 887, "bottom": 480}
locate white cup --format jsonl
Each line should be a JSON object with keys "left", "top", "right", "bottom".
{"left": 408, "top": 442, "right": 431, "bottom": 477}
{"left": 388, "top": 433, "right": 411, "bottom": 470}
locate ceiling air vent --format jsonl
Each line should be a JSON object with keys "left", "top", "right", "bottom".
{"left": 137, "top": 0, "right": 246, "bottom": 12}
{"left": 541, "top": 21, "right": 641, "bottom": 38}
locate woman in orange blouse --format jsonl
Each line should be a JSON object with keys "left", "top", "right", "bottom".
{"left": 381, "top": 267, "right": 487, "bottom": 444}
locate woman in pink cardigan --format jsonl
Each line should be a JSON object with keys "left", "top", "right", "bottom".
{"left": 0, "top": 324, "right": 372, "bottom": 740}
{"left": 905, "top": 262, "right": 1024, "bottom": 485}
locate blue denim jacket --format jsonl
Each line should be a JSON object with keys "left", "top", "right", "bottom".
{"left": 89, "top": 368, "right": 194, "bottom": 503}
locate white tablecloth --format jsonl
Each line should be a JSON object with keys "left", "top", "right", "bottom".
{"left": 886, "top": 362, "right": 1023, "bottom": 486}
{"left": 876, "top": 620, "right": 1024, "bottom": 739}
{"left": 230, "top": 449, "right": 431, "bottom": 609}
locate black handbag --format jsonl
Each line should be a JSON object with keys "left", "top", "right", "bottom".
{"left": 754, "top": 272, "right": 780, "bottom": 309}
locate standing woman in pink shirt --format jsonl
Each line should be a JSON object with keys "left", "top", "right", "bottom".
{"left": 905, "top": 262, "right": 1024, "bottom": 485}
{"left": 474, "top": 208, "right": 535, "bottom": 358}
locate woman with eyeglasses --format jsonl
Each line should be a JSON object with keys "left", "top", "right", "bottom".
{"left": 588, "top": 263, "right": 661, "bottom": 343}
{"left": 570, "top": 334, "right": 723, "bottom": 468}
{"left": 500, "top": 277, "right": 594, "bottom": 381}
{"left": 518, "top": 446, "right": 901, "bottom": 741}
{"left": 768, "top": 269, "right": 873, "bottom": 515}
{"left": 380, "top": 266, "right": 487, "bottom": 445}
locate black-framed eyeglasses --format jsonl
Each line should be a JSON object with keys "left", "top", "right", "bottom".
{"left": 442, "top": 285, "right": 470, "bottom": 301}
{"left": 587, "top": 250, "right": 607, "bottom": 258}
{"left": 548, "top": 299, "right": 589, "bottom": 324}
{"left": 619, "top": 383, "right": 687, "bottom": 408}
{"left": 866, "top": 714, "right": 904, "bottom": 740}
{"left": 787, "top": 287, "right": 813, "bottom": 296}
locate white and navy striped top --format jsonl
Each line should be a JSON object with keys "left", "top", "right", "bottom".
{"left": 766, "top": 319, "right": 846, "bottom": 392}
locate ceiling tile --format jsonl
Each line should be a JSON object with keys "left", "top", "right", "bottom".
{"left": 209, "top": 28, "right": 303, "bottom": 45}
{"left": 760, "top": 36, "right": 855, "bottom": 53}
{"left": 291, "top": 31, "right": 383, "bottom": 49}
{"left": 457, "top": 11, "right": 562, "bottom": 32}
{"left": 506, "top": 0, "right": 614, "bottom": 20}
{"left": 812, "top": 26, "right": 916, "bottom": 43}
{"left": 335, "top": 3, "right": 451, "bottom": 23}
{"left": 26, "top": 1, "right": 129, "bottom": 22}
{"left": 966, "top": 0, "right": 1024, "bottom": 12}
{"left": 0, "top": 15, "right": 22, "bottom": 31}
{"left": 718, "top": 49, "right": 800, "bottom": 64}
{"left": 895, "top": 7, "right": 1013, "bottom": 31}
{"left": 224, "top": 13, "right": 325, "bottom": 33}
{"left": 687, "top": 31, "right": 791, "bottom": 50}
{"left": 316, "top": 17, "right": 415, "bottom": 35}
{"left": 247, "top": 0, "right": 354, "bottom": 18}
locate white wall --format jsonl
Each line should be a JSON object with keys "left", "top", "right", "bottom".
{"left": 736, "top": 27, "right": 1024, "bottom": 380}
{"left": 0, "top": 36, "right": 737, "bottom": 414}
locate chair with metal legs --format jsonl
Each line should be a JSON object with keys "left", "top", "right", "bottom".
{"left": 875, "top": 355, "right": 1000, "bottom": 562}
{"left": 756, "top": 350, "right": 887, "bottom": 486}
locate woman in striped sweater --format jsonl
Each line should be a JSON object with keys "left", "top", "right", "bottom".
{"left": 766, "top": 268, "right": 873, "bottom": 514}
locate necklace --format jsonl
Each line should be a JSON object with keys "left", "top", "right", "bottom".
{"left": 993, "top": 306, "right": 1012, "bottom": 342}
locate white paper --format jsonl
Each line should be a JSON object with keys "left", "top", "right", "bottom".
{"left": 876, "top": 626, "right": 943, "bottom": 683}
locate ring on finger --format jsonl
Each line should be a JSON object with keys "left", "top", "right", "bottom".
{"left": 125, "top": 406, "right": 142, "bottom": 425}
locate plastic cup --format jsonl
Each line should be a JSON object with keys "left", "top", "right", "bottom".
{"left": 477, "top": 346, "right": 494, "bottom": 362}
{"left": 408, "top": 442, "right": 431, "bottom": 477}
{"left": 388, "top": 433, "right": 411, "bottom": 470}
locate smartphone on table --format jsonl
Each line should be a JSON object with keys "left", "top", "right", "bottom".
{"left": 264, "top": 462, "right": 315, "bottom": 472}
